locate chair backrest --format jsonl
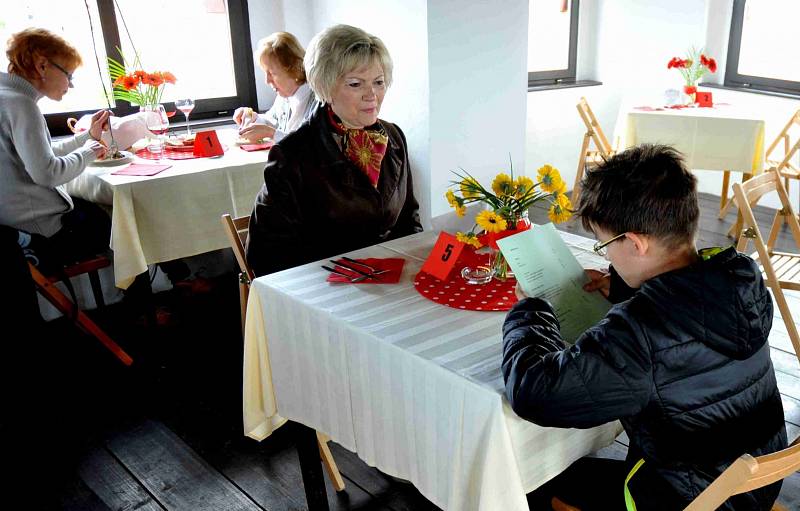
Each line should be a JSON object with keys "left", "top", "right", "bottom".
{"left": 684, "top": 437, "right": 800, "bottom": 510}
{"left": 733, "top": 170, "right": 800, "bottom": 255}
{"left": 576, "top": 97, "right": 613, "bottom": 157}
{"left": 221, "top": 213, "right": 254, "bottom": 281}
{"left": 765, "top": 109, "right": 800, "bottom": 176}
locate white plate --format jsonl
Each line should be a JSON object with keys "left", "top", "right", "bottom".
{"left": 89, "top": 150, "right": 134, "bottom": 167}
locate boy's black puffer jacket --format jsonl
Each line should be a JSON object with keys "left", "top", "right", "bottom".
{"left": 502, "top": 247, "right": 787, "bottom": 510}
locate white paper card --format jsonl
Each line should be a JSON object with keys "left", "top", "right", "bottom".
{"left": 497, "top": 223, "right": 611, "bottom": 343}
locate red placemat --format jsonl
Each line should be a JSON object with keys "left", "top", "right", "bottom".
{"left": 135, "top": 145, "right": 228, "bottom": 160}
{"left": 111, "top": 163, "right": 171, "bottom": 176}
{"left": 240, "top": 142, "right": 273, "bottom": 151}
{"left": 414, "top": 248, "right": 518, "bottom": 311}
{"left": 326, "top": 258, "right": 405, "bottom": 284}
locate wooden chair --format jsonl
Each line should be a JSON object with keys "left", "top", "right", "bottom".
{"left": 732, "top": 170, "right": 800, "bottom": 366}
{"left": 29, "top": 256, "right": 133, "bottom": 366}
{"left": 220, "top": 213, "right": 345, "bottom": 492}
{"left": 720, "top": 108, "right": 800, "bottom": 226}
{"left": 573, "top": 97, "right": 615, "bottom": 205}
{"left": 683, "top": 436, "right": 800, "bottom": 510}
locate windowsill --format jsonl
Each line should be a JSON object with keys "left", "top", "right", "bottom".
{"left": 700, "top": 82, "right": 800, "bottom": 100}
{"left": 527, "top": 80, "right": 602, "bottom": 92}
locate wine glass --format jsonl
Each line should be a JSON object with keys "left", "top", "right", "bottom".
{"left": 144, "top": 104, "right": 169, "bottom": 158}
{"left": 175, "top": 98, "right": 195, "bottom": 137}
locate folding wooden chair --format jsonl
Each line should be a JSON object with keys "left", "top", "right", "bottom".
{"left": 683, "top": 436, "right": 799, "bottom": 510}
{"left": 220, "top": 213, "right": 345, "bottom": 492}
{"left": 29, "top": 257, "right": 133, "bottom": 366}
{"left": 573, "top": 97, "right": 615, "bottom": 205}
{"left": 733, "top": 170, "right": 800, "bottom": 366}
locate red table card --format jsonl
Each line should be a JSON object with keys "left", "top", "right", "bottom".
{"left": 420, "top": 232, "right": 465, "bottom": 281}
{"left": 193, "top": 130, "right": 224, "bottom": 157}
{"left": 696, "top": 91, "right": 713, "bottom": 107}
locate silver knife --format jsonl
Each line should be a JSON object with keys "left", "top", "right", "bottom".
{"left": 321, "top": 265, "right": 367, "bottom": 282}
{"left": 329, "top": 260, "right": 382, "bottom": 280}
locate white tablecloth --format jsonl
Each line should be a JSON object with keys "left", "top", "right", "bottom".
{"left": 243, "top": 230, "right": 622, "bottom": 511}
{"left": 614, "top": 104, "right": 765, "bottom": 173}
{"left": 66, "top": 129, "right": 268, "bottom": 288}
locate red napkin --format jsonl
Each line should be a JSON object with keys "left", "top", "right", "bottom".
{"left": 326, "top": 258, "right": 405, "bottom": 284}
{"left": 111, "top": 164, "right": 172, "bottom": 176}
{"left": 240, "top": 142, "right": 273, "bottom": 151}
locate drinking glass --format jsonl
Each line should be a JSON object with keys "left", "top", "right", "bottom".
{"left": 144, "top": 104, "right": 169, "bottom": 158}
{"left": 175, "top": 98, "right": 195, "bottom": 137}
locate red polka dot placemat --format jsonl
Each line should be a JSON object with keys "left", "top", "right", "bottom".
{"left": 135, "top": 145, "right": 228, "bottom": 160}
{"left": 413, "top": 249, "right": 518, "bottom": 311}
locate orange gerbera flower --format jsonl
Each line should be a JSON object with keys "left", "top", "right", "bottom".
{"left": 161, "top": 71, "right": 177, "bottom": 84}
{"left": 121, "top": 74, "right": 139, "bottom": 90}
{"left": 133, "top": 70, "right": 147, "bottom": 81}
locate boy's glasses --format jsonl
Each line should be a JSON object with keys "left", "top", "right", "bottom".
{"left": 49, "top": 60, "right": 74, "bottom": 88}
{"left": 593, "top": 232, "right": 627, "bottom": 256}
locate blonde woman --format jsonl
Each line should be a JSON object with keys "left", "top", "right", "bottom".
{"left": 246, "top": 24, "right": 421, "bottom": 277}
{"left": 234, "top": 32, "right": 317, "bottom": 143}
{"left": 0, "top": 27, "right": 111, "bottom": 268}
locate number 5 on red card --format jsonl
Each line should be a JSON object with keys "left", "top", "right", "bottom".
{"left": 193, "top": 130, "right": 224, "bottom": 157}
{"left": 421, "top": 232, "right": 465, "bottom": 281}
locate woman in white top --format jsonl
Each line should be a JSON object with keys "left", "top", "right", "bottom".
{"left": 234, "top": 32, "right": 317, "bottom": 143}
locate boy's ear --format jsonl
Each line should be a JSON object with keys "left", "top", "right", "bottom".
{"left": 626, "top": 232, "right": 649, "bottom": 256}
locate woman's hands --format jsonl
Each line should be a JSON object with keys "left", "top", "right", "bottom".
{"left": 88, "top": 110, "right": 111, "bottom": 141}
{"left": 84, "top": 139, "right": 107, "bottom": 160}
{"left": 583, "top": 268, "right": 611, "bottom": 298}
{"left": 239, "top": 123, "right": 276, "bottom": 142}
{"left": 233, "top": 106, "right": 257, "bottom": 127}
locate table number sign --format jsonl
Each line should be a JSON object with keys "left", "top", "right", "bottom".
{"left": 420, "top": 231, "right": 465, "bottom": 281}
{"left": 696, "top": 91, "right": 713, "bottom": 107}
{"left": 194, "top": 130, "right": 224, "bottom": 157}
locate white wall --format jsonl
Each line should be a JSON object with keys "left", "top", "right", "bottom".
{"left": 527, "top": 0, "right": 800, "bottom": 212}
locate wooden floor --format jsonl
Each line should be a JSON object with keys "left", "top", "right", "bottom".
{"left": 15, "top": 193, "right": 800, "bottom": 510}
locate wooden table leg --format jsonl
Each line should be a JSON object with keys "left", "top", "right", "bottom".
{"left": 296, "top": 423, "right": 330, "bottom": 511}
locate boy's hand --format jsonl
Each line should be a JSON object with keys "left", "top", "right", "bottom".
{"left": 514, "top": 282, "right": 529, "bottom": 301}
{"left": 583, "top": 268, "right": 611, "bottom": 298}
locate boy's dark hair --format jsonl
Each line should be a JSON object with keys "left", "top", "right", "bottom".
{"left": 578, "top": 144, "right": 699, "bottom": 247}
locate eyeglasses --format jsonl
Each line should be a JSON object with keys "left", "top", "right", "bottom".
{"left": 49, "top": 60, "right": 74, "bottom": 88}
{"left": 593, "top": 232, "right": 627, "bottom": 256}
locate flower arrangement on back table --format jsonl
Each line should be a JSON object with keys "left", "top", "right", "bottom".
{"left": 107, "top": 52, "right": 176, "bottom": 107}
{"left": 445, "top": 163, "right": 573, "bottom": 280}
{"left": 667, "top": 47, "right": 716, "bottom": 102}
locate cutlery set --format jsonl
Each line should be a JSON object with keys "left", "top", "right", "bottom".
{"left": 321, "top": 257, "right": 389, "bottom": 282}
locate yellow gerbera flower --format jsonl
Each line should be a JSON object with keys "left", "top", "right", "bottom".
{"left": 548, "top": 193, "right": 573, "bottom": 223}
{"left": 460, "top": 177, "right": 481, "bottom": 199}
{"left": 514, "top": 176, "right": 534, "bottom": 197}
{"left": 445, "top": 189, "right": 458, "bottom": 207}
{"left": 537, "top": 164, "right": 564, "bottom": 193}
{"left": 456, "top": 231, "right": 482, "bottom": 248}
{"left": 475, "top": 210, "right": 508, "bottom": 233}
{"left": 491, "top": 173, "right": 514, "bottom": 197}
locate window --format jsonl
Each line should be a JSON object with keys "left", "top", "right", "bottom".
{"left": 527, "top": 0, "right": 579, "bottom": 87}
{"left": 724, "top": 0, "right": 800, "bottom": 96}
{"left": 0, "top": 0, "right": 256, "bottom": 136}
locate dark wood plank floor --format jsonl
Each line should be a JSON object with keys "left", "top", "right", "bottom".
{"left": 12, "top": 193, "right": 800, "bottom": 510}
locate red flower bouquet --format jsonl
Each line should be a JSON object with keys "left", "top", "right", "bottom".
{"left": 667, "top": 48, "right": 716, "bottom": 102}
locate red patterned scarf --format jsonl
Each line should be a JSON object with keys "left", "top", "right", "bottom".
{"left": 327, "top": 105, "right": 388, "bottom": 187}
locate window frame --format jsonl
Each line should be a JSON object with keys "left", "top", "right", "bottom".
{"left": 44, "top": 0, "right": 257, "bottom": 137}
{"left": 724, "top": 0, "right": 800, "bottom": 97}
{"left": 527, "top": 0, "right": 580, "bottom": 87}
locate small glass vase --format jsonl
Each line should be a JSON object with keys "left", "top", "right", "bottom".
{"left": 461, "top": 210, "right": 531, "bottom": 284}
{"left": 682, "top": 84, "right": 697, "bottom": 105}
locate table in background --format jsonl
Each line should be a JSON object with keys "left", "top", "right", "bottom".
{"left": 66, "top": 129, "right": 268, "bottom": 288}
{"left": 614, "top": 103, "right": 766, "bottom": 174}
{"left": 243, "top": 230, "right": 622, "bottom": 511}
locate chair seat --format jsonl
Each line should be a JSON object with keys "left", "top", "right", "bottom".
{"left": 757, "top": 251, "right": 800, "bottom": 291}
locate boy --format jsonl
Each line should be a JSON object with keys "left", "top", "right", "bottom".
{"left": 503, "top": 145, "right": 786, "bottom": 510}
